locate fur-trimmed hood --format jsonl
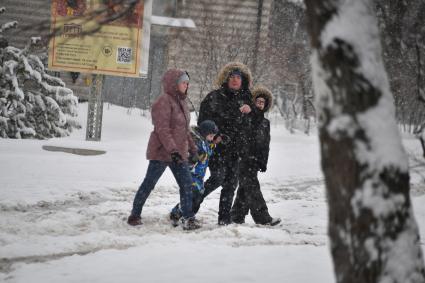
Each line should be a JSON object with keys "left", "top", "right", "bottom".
{"left": 252, "top": 85, "right": 273, "bottom": 112}
{"left": 215, "top": 62, "right": 253, "bottom": 90}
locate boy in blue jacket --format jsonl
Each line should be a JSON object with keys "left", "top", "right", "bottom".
{"left": 169, "top": 120, "right": 220, "bottom": 226}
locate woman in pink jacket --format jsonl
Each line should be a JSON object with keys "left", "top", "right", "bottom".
{"left": 127, "top": 69, "right": 200, "bottom": 230}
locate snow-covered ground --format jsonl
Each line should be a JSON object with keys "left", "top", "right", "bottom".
{"left": 0, "top": 103, "right": 424, "bottom": 283}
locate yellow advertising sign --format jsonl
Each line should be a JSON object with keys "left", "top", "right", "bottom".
{"left": 48, "top": 0, "right": 144, "bottom": 77}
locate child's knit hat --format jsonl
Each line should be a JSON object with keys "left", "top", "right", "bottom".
{"left": 199, "top": 120, "right": 219, "bottom": 137}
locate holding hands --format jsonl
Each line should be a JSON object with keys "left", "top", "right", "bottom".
{"left": 213, "top": 133, "right": 231, "bottom": 145}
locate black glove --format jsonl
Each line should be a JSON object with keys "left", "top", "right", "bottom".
{"left": 213, "top": 133, "right": 231, "bottom": 145}
{"left": 171, "top": 151, "right": 183, "bottom": 164}
{"left": 258, "top": 162, "right": 267, "bottom": 172}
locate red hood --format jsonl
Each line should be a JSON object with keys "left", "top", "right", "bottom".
{"left": 162, "top": 69, "right": 186, "bottom": 99}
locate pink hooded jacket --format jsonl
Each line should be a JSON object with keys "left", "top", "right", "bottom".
{"left": 146, "top": 69, "right": 197, "bottom": 162}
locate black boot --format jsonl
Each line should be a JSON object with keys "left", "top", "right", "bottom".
{"left": 169, "top": 211, "right": 181, "bottom": 227}
{"left": 231, "top": 215, "right": 245, "bottom": 224}
{"left": 182, "top": 217, "right": 202, "bottom": 230}
{"left": 218, "top": 217, "right": 232, "bottom": 226}
{"left": 265, "top": 218, "right": 281, "bottom": 226}
{"left": 127, "top": 214, "right": 142, "bottom": 226}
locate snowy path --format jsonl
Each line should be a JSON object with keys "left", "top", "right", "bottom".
{"left": 1, "top": 172, "right": 424, "bottom": 283}
{"left": 0, "top": 178, "right": 327, "bottom": 270}
{"left": 1, "top": 177, "right": 423, "bottom": 283}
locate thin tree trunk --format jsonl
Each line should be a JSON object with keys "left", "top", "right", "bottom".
{"left": 304, "top": 0, "right": 425, "bottom": 282}
{"left": 416, "top": 39, "right": 425, "bottom": 103}
{"left": 420, "top": 134, "right": 425, "bottom": 159}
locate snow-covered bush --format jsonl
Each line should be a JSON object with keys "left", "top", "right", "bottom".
{"left": 0, "top": 8, "right": 80, "bottom": 139}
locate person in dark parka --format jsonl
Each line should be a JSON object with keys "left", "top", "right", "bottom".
{"left": 197, "top": 62, "right": 254, "bottom": 225}
{"left": 231, "top": 85, "right": 281, "bottom": 226}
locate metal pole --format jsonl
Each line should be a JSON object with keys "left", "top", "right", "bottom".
{"left": 86, "top": 74, "right": 104, "bottom": 141}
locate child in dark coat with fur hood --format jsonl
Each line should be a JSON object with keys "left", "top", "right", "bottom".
{"left": 231, "top": 85, "right": 281, "bottom": 226}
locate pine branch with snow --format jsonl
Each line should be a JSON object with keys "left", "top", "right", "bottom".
{"left": 0, "top": 8, "right": 80, "bottom": 139}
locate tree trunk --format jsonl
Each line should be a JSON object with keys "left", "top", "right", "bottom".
{"left": 420, "top": 133, "right": 425, "bottom": 159}
{"left": 304, "top": 0, "right": 425, "bottom": 282}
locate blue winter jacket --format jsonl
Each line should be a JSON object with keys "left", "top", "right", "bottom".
{"left": 190, "top": 126, "right": 215, "bottom": 194}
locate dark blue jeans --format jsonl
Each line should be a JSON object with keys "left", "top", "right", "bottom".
{"left": 131, "top": 160, "right": 194, "bottom": 219}
{"left": 171, "top": 188, "right": 203, "bottom": 219}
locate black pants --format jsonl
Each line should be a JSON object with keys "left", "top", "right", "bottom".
{"left": 195, "top": 150, "right": 239, "bottom": 223}
{"left": 231, "top": 158, "right": 272, "bottom": 224}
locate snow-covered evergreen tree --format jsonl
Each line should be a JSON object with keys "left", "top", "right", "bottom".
{"left": 0, "top": 7, "right": 80, "bottom": 139}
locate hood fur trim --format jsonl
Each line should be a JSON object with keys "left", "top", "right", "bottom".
{"left": 215, "top": 62, "right": 253, "bottom": 89}
{"left": 252, "top": 85, "right": 273, "bottom": 112}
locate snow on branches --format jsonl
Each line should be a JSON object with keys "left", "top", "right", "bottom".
{"left": 0, "top": 8, "right": 80, "bottom": 139}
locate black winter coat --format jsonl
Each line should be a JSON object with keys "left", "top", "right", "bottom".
{"left": 249, "top": 110, "right": 270, "bottom": 169}
{"left": 198, "top": 87, "right": 253, "bottom": 156}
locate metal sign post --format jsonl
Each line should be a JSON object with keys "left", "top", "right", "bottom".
{"left": 86, "top": 74, "right": 104, "bottom": 141}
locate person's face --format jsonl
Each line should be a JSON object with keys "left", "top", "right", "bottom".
{"left": 255, "top": 97, "right": 266, "bottom": 111}
{"left": 177, "top": 81, "right": 189, "bottom": 94}
{"left": 206, "top": 133, "right": 215, "bottom": 142}
{"left": 228, "top": 74, "right": 242, "bottom": 91}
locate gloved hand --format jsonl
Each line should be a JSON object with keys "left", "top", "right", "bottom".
{"left": 213, "top": 134, "right": 222, "bottom": 144}
{"left": 171, "top": 151, "right": 183, "bottom": 164}
{"left": 257, "top": 162, "right": 267, "bottom": 172}
{"left": 213, "top": 133, "right": 231, "bottom": 145}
